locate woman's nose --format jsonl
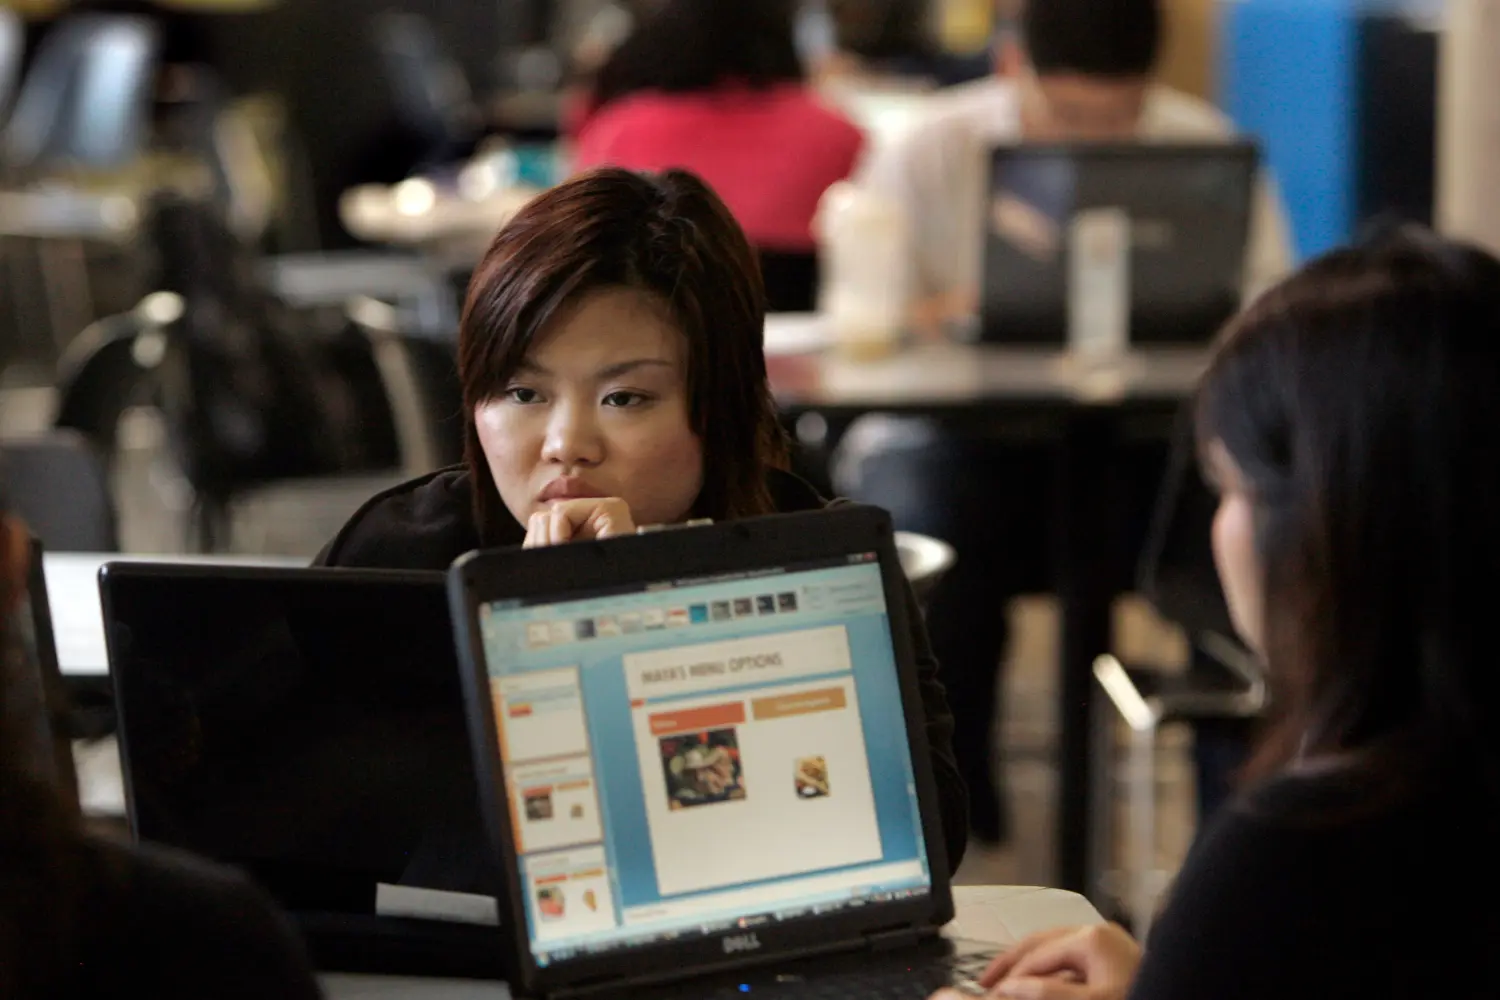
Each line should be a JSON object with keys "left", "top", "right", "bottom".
{"left": 541, "top": 401, "right": 604, "bottom": 467}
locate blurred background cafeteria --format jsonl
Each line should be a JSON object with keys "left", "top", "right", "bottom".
{"left": 0, "top": 0, "right": 1483, "bottom": 931}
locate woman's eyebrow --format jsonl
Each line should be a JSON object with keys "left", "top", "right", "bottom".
{"left": 596, "top": 358, "right": 674, "bottom": 380}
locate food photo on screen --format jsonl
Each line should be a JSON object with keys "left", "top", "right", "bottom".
{"left": 660, "top": 729, "right": 745, "bottom": 809}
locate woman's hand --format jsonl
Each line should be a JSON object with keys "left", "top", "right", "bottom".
{"left": 524, "top": 498, "right": 637, "bottom": 547}
{"left": 935, "top": 924, "right": 1141, "bottom": 1000}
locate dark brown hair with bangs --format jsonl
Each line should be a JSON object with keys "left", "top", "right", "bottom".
{"left": 1195, "top": 229, "right": 1500, "bottom": 801}
{"left": 458, "top": 167, "right": 789, "bottom": 545}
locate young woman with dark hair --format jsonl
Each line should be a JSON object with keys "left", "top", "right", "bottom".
{"left": 947, "top": 231, "right": 1500, "bottom": 1000}
{"left": 318, "top": 167, "right": 969, "bottom": 872}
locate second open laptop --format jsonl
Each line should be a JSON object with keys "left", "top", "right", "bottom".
{"left": 101, "top": 564, "right": 504, "bottom": 978}
{"left": 447, "top": 505, "right": 993, "bottom": 999}
{"left": 981, "top": 141, "right": 1259, "bottom": 346}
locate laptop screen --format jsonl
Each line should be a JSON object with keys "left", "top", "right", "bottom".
{"left": 982, "top": 143, "right": 1256, "bottom": 345}
{"left": 476, "top": 553, "right": 933, "bottom": 968}
{"left": 108, "top": 570, "right": 499, "bottom": 915}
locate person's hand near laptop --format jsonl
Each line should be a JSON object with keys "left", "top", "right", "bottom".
{"left": 934, "top": 924, "right": 1140, "bottom": 1000}
{"left": 523, "top": 496, "right": 637, "bottom": 547}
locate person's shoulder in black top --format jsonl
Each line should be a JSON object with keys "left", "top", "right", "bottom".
{"left": 1131, "top": 762, "right": 1500, "bottom": 1000}
{"left": 315, "top": 466, "right": 480, "bottom": 571}
{"left": 62, "top": 837, "right": 322, "bottom": 999}
{"left": 315, "top": 466, "right": 970, "bottom": 872}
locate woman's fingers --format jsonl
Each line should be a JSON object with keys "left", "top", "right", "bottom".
{"left": 585, "top": 498, "right": 636, "bottom": 539}
{"left": 981, "top": 929, "right": 1074, "bottom": 987}
{"left": 991, "top": 977, "right": 1095, "bottom": 1000}
{"left": 548, "top": 504, "right": 576, "bottom": 544}
{"left": 523, "top": 511, "right": 547, "bottom": 548}
{"left": 525, "top": 499, "right": 638, "bottom": 547}
{"left": 1002, "top": 934, "right": 1096, "bottom": 983}
{"left": 932, "top": 981, "right": 1091, "bottom": 1000}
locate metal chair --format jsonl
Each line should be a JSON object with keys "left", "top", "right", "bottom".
{"left": 1, "top": 13, "right": 161, "bottom": 176}
{"left": 1091, "top": 405, "right": 1268, "bottom": 935}
{"left": 0, "top": 13, "right": 161, "bottom": 367}
{"left": 345, "top": 295, "right": 462, "bottom": 476}
{"left": 1093, "top": 638, "right": 1266, "bottom": 938}
{"left": 0, "top": 429, "right": 120, "bottom": 552}
{"left": 371, "top": 11, "right": 481, "bottom": 171}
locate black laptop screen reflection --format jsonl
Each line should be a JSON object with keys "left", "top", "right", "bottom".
{"left": 110, "top": 575, "right": 497, "bottom": 915}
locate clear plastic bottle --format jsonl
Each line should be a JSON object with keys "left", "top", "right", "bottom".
{"left": 814, "top": 181, "right": 911, "bottom": 361}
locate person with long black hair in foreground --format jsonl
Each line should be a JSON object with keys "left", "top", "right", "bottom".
{"left": 946, "top": 231, "right": 1500, "bottom": 999}
{"left": 0, "top": 499, "right": 322, "bottom": 998}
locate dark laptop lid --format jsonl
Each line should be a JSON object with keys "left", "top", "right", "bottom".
{"left": 981, "top": 141, "right": 1259, "bottom": 345}
{"left": 102, "top": 564, "right": 503, "bottom": 967}
{"left": 447, "top": 506, "right": 954, "bottom": 998}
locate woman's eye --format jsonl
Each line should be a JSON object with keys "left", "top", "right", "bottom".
{"left": 504, "top": 387, "right": 541, "bottom": 404}
{"left": 602, "top": 390, "right": 648, "bottom": 408}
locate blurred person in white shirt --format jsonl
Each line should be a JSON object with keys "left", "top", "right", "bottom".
{"left": 834, "top": 0, "right": 1295, "bottom": 845}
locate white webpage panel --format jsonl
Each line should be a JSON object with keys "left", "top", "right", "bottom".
{"left": 628, "top": 626, "right": 882, "bottom": 898}
{"left": 510, "top": 757, "right": 604, "bottom": 854}
{"left": 494, "top": 666, "right": 589, "bottom": 763}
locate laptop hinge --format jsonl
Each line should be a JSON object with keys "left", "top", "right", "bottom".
{"left": 866, "top": 925, "right": 928, "bottom": 951}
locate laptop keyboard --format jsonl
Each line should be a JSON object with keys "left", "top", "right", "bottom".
{"left": 702, "top": 951, "right": 994, "bottom": 1000}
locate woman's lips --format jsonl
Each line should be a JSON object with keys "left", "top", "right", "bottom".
{"left": 537, "top": 476, "right": 606, "bottom": 503}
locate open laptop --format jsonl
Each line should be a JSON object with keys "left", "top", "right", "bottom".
{"left": 447, "top": 505, "right": 993, "bottom": 999}
{"left": 980, "top": 141, "right": 1258, "bottom": 346}
{"left": 101, "top": 563, "right": 505, "bottom": 978}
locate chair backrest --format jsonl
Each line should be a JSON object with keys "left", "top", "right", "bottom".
{"left": 0, "top": 430, "right": 119, "bottom": 552}
{"left": 0, "top": 7, "right": 21, "bottom": 123}
{"left": 371, "top": 11, "right": 477, "bottom": 157}
{"left": 346, "top": 295, "right": 462, "bottom": 476}
{"left": 0, "top": 13, "right": 161, "bottom": 176}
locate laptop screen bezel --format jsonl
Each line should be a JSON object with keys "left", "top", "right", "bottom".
{"left": 447, "top": 505, "right": 955, "bottom": 996}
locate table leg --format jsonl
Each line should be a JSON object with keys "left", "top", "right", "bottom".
{"left": 1053, "top": 411, "right": 1120, "bottom": 897}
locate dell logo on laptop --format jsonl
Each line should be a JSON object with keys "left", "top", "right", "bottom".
{"left": 722, "top": 932, "right": 762, "bottom": 955}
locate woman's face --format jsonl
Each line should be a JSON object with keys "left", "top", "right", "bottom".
{"left": 1206, "top": 440, "right": 1265, "bottom": 654}
{"left": 474, "top": 287, "right": 704, "bottom": 531}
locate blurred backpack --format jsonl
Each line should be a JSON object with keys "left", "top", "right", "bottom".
{"left": 145, "top": 195, "right": 397, "bottom": 503}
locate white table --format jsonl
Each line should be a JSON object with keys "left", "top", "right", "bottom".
{"left": 339, "top": 181, "right": 538, "bottom": 265}
{"left": 44, "top": 552, "right": 307, "bottom": 678}
{"left": 319, "top": 885, "right": 1102, "bottom": 999}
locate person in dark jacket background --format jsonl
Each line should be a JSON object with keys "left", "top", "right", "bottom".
{"left": 318, "top": 166, "right": 969, "bottom": 872}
